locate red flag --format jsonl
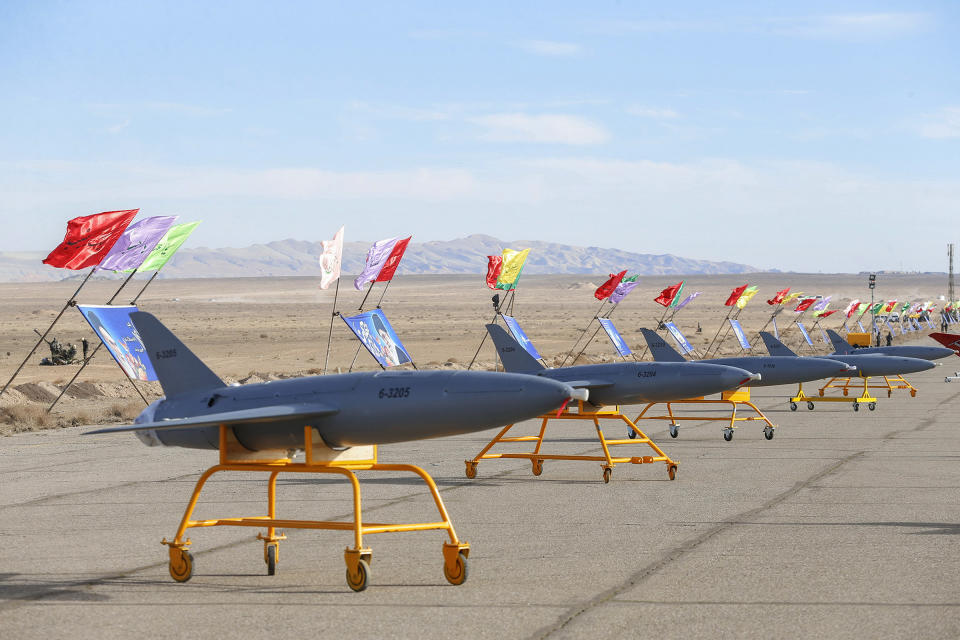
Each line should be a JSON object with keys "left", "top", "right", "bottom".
{"left": 816, "top": 310, "right": 839, "bottom": 318}
{"left": 794, "top": 298, "right": 815, "bottom": 312}
{"left": 724, "top": 284, "right": 748, "bottom": 306}
{"left": 594, "top": 270, "right": 627, "bottom": 300}
{"left": 766, "top": 287, "right": 790, "bottom": 305}
{"left": 485, "top": 255, "right": 503, "bottom": 290}
{"left": 374, "top": 236, "right": 411, "bottom": 282}
{"left": 654, "top": 281, "right": 683, "bottom": 307}
{"left": 42, "top": 209, "right": 139, "bottom": 270}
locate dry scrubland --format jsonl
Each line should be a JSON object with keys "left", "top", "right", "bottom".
{"left": 0, "top": 272, "right": 944, "bottom": 434}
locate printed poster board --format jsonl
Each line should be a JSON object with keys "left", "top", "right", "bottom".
{"left": 77, "top": 304, "right": 157, "bottom": 381}
{"left": 728, "top": 318, "right": 751, "bottom": 349}
{"left": 501, "top": 315, "right": 541, "bottom": 359}
{"left": 342, "top": 309, "right": 412, "bottom": 368}
{"left": 598, "top": 317, "right": 631, "bottom": 357}
{"left": 664, "top": 322, "right": 695, "bottom": 354}
{"left": 796, "top": 322, "right": 814, "bottom": 346}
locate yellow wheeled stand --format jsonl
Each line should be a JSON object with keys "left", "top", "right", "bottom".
{"left": 632, "top": 388, "right": 776, "bottom": 442}
{"left": 818, "top": 374, "right": 917, "bottom": 399}
{"left": 464, "top": 401, "right": 678, "bottom": 483}
{"left": 162, "top": 425, "right": 470, "bottom": 592}
{"left": 789, "top": 380, "right": 877, "bottom": 412}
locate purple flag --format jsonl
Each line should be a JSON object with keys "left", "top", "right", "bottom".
{"left": 98, "top": 216, "right": 177, "bottom": 271}
{"left": 354, "top": 237, "right": 400, "bottom": 290}
{"left": 674, "top": 291, "right": 701, "bottom": 310}
{"left": 608, "top": 280, "right": 639, "bottom": 304}
{"left": 812, "top": 295, "right": 832, "bottom": 311}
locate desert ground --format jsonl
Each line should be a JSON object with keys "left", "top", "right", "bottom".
{"left": 2, "top": 273, "right": 960, "bottom": 639}
{"left": 0, "top": 272, "right": 944, "bottom": 432}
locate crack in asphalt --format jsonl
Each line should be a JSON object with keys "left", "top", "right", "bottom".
{"left": 532, "top": 394, "right": 945, "bottom": 639}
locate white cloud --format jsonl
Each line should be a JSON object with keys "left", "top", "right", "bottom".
{"left": 771, "top": 13, "right": 931, "bottom": 39}
{"left": 105, "top": 119, "right": 131, "bottom": 134}
{"left": 918, "top": 107, "right": 960, "bottom": 139}
{"left": 468, "top": 113, "right": 610, "bottom": 145}
{"left": 598, "top": 12, "right": 930, "bottom": 40}
{"left": 626, "top": 106, "right": 680, "bottom": 119}
{"left": 517, "top": 40, "right": 582, "bottom": 56}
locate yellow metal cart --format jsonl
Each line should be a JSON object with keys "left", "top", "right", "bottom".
{"left": 162, "top": 425, "right": 470, "bottom": 592}
{"left": 631, "top": 387, "right": 776, "bottom": 442}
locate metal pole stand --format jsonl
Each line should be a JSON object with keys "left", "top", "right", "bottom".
{"left": 789, "top": 380, "right": 877, "bottom": 412}
{"left": 161, "top": 425, "right": 470, "bottom": 592}
{"left": 817, "top": 373, "right": 915, "bottom": 400}
{"left": 463, "top": 402, "right": 678, "bottom": 483}
{"left": 631, "top": 387, "right": 777, "bottom": 442}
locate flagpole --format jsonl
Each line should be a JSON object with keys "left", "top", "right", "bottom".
{"left": 129, "top": 270, "right": 160, "bottom": 304}
{"left": 322, "top": 278, "right": 341, "bottom": 375}
{"left": 374, "top": 279, "right": 393, "bottom": 308}
{"left": 47, "top": 268, "right": 142, "bottom": 412}
{"left": 357, "top": 281, "right": 375, "bottom": 311}
{"left": 703, "top": 307, "right": 734, "bottom": 359}
{"left": 569, "top": 301, "right": 623, "bottom": 365}
{"left": 561, "top": 299, "right": 608, "bottom": 367}
{"left": 707, "top": 308, "right": 741, "bottom": 358}
{"left": 0, "top": 267, "right": 98, "bottom": 399}
{"left": 347, "top": 282, "right": 378, "bottom": 372}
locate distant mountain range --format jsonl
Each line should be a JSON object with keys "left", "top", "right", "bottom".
{"left": 0, "top": 235, "right": 759, "bottom": 282}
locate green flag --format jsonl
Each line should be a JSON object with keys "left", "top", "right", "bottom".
{"left": 127, "top": 221, "right": 201, "bottom": 272}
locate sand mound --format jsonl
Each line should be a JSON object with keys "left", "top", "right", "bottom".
{"left": 15, "top": 382, "right": 62, "bottom": 403}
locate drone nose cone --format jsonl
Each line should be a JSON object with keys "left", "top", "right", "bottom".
{"left": 713, "top": 365, "right": 757, "bottom": 391}
{"left": 931, "top": 347, "right": 955, "bottom": 360}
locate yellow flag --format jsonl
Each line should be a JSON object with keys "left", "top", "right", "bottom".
{"left": 783, "top": 291, "right": 805, "bottom": 303}
{"left": 735, "top": 286, "right": 759, "bottom": 309}
{"left": 496, "top": 248, "right": 530, "bottom": 290}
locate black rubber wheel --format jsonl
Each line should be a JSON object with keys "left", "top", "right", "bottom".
{"left": 807, "top": 401, "right": 815, "bottom": 411}
{"left": 667, "top": 464, "right": 678, "bottom": 481}
{"left": 169, "top": 549, "right": 193, "bottom": 583}
{"left": 853, "top": 403, "right": 860, "bottom": 412}
{"left": 868, "top": 402, "right": 876, "bottom": 411}
{"left": 346, "top": 559, "right": 370, "bottom": 592}
{"left": 764, "top": 427, "right": 774, "bottom": 440}
{"left": 443, "top": 552, "right": 468, "bottom": 586}
{"left": 669, "top": 425, "right": 679, "bottom": 438}
{"left": 789, "top": 402, "right": 798, "bottom": 411}
{"left": 266, "top": 545, "right": 277, "bottom": 576}
{"left": 602, "top": 467, "right": 612, "bottom": 483}
{"left": 723, "top": 429, "right": 733, "bottom": 442}
{"left": 627, "top": 429, "right": 637, "bottom": 439}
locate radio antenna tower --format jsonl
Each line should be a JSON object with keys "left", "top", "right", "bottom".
{"left": 949, "top": 243, "right": 955, "bottom": 303}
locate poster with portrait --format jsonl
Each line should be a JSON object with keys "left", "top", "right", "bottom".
{"left": 342, "top": 309, "right": 412, "bottom": 368}
{"left": 598, "top": 317, "right": 631, "bottom": 357}
{"left": 501, "top": 315, "right": 541, "bottom": 359}
{"left": 77, "top": 305, "right": 157, "bottom": 381}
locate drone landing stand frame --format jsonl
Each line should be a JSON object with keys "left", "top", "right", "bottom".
{"left": 464, "top": 401, "right": 678, "bottom": 483}
{"left": 161, "top": 425, "right": 469, "bottom": 592}
{"left": 633, "top": 388, "right": 776, "bottom": 442}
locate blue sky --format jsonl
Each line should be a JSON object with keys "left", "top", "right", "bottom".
{"left": 1, "top": 1, "right": 957, "bottom": 272}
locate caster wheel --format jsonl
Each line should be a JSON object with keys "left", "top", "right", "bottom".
{"left": 602, "top": 467, "right": 612, "bottom": 484}
{"left": 669, "top": 424, "right": 679, "bottom": 438}
{"left": 169, "top": 548, "right": 193, "bottom": 583}
{"left": 667, "top": 464, "right": 678, "bottom": 481}
{"left": 887, "top": 391, "right": 892, "bottom": 398}
{"left": 346, "top": 559, "right": 370, "bottom": 592}
{"left": 853, "top": 403, "right": 860, "bottom": 412}
{"left": 910, "top": 389, "right": 917, "bottom": 397}
{"left": 627, "top": 429, "right": 637, "bottom": 439}
{"left": 443, "top": 552, "right": 468, "bottom": 586}
{"left": 843, "top": 390, "right": 849, "bottom": 396}
{"left": 868, "top": 402, "right": 876, "bottom": 411}
{"left": 807, "top": 401, "right": 815, "bottom": 411}
{"left": 464, "top": 462, "right": 477, "bottom": 479}
{"left": 789, "top": 402, "right": 797, "bottom": 411}
{"left": 722, "top": 428, "right": 733, "bottom": 442}
{"left": 266, "top": 544, "right": 278, "bottom": 576}
{"left": 531, "top": 459, "right": 543, "bottom": 476}
{"left": 763, "top": 427, "right": 774, "bottom": 440}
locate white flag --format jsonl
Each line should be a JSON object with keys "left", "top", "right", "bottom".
{"left": 319, "top": 226, "right": 344, "bottom": 290}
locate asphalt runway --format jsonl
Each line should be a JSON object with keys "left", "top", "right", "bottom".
{"left": 2, "top": 366, "right": 960, "bottom": 639}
